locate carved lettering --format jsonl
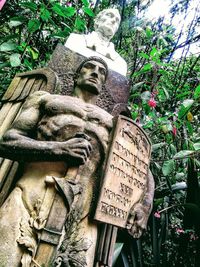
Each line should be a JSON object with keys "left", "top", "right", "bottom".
{"left": 132, "top": 177, "right": 145, "bottom": 190}
{"left": 95, "top": 116, "right": 151, "bottom": 228}
{"left": 120, "top": 183, "right": 133, "bottom": 196}
{"left": 100, "top": 202, "right": 127, "bottom": 220}
{"left": 104, "top": 188, "right": 131, "bottom": 207}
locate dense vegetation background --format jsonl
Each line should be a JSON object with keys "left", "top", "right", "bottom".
{"left": 0, "top": 0, "right": 200, "bottom": 266}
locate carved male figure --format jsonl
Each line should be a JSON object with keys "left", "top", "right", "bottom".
{"left": 0, "top": 57, "right": 112, "bottom": 267}
{"left": 0, "top": 57, "right": 153, "bottom": 267}
{"left": 65, "top": 8, "right": 127, "bottom": 75}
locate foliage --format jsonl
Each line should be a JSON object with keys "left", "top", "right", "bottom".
{"left": 112, "top": 0, "right": 200, "bottom": 266}
{"left": 0, "top": 0, "right": 95, "bottom": 96}
{"left": 1, "top": 0, "right": 200, "bottom": 267}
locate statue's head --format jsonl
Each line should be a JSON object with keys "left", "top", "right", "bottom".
{"left": 74, "top": 57, "right": 108, "bottom": 95}
{"left": 94, "top": 8, "right": 121, "bottom": 40}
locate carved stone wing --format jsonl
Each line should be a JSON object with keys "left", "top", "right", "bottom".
{"left": 0, "top": 68, "right": 60, "bottom": 206}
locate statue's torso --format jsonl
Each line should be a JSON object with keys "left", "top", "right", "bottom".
{"left": 18, "top": 94, "right": 113, "bottom": 212}
{"left": 37, "top": 95, "right": 113, "bottom": 144}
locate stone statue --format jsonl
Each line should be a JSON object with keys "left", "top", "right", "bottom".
{"left": 0, "top": 8, "right": 155, "bottom": 267}
{"left": 65, "top": 8, "right": 127, "bottom": 76}
{"left": 0, "top": 56, "right": 154, "bottom": 267}
{"left": 0, "top": 57, "right": 113, "bottom": 267}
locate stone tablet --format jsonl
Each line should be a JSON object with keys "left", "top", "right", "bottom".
{"left": 94, "top": 115, "right": 151, "bottom": 228}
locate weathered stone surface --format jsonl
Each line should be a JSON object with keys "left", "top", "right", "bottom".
{"left": 95, "top": 115, "right": 151, "bottom": 228}
{"left": 0, "top": 58, "right": 113, "bottom": 267}
{"left": 48, "top": 44, "right": 131, "bottom": 116}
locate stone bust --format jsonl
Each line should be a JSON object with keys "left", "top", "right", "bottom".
{"left": 65, "top": 8, "right": 127, "bottom": 76}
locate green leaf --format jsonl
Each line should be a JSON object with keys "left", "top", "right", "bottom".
{"left": 141, "top": 91, "right": 151, "bottom": 101}
{"left": 81, "top": 0, "right": 89, "bottom": 7}
{"left": 40, "top": 7, "right": 51, "bottom": 21}
{"left": 0, "top": 62, "right": 10, "bottom": 69}
{"left": 170, "top": 144, "right": 177, "bottom": 155}
{"left": 131, "top": 111, "right": 138, "bottom": 120}
{"left": 75, "top": 18, "right": 86, "bottom": 31}
{"left": 161, "top": 121, "right": 172, "bottom": 132}
{"left": 10, "top": 53, "right": 21, "bottom": 67}
{"left": 139, "top": 52, "right": 149, "bottom": 59}
{"left": 52, "top": 4, "right": 75, "bottom": 17}
{"left": 178, "top": 99, "right": 194, "bottom": 119}
{"left": 0, "top": 42, "right": 17, "bottom": 52}
{"left": 20, "top": 2, "right": 37, "bottom": 11}
{"left": 162, "top": 160, "right": 175, "bottom": 176}
{"left": 194, "top": 159, "right": 200, "bottom": 168}
{"left": 175, "top": 173, "right": 185, "bottom": 179}
{"left": 83, "top": 7, "right": 95, "bottom": 17}
{"left": 154, "top": 162, "right": 161, "bottom": 170}
{"left": 162, "top": 87, "right": 169, "bottom": 100}
{"left": 8, "top": 20, "right": 23, "bottom": 27}
{"left": 146, "top": 27, "right": 153, "bottom": 38}
{"left": 131, "top": 81, "right": 144, "bottom": 92}
{"left": 183, "top": 99, "right": 194, "bottom": 107}
{"left": 50, "top": 27, "right": 71, "bottom": 38}
{"left": 9, "top": 16, "right": 26, "bottom": 22}
{"left": 28, "top": 19, "right": 41, "bottom": 33}
{"left": 29, "top": 48, "right": 39, "bottom": 60}
{"left": 194, "top": 85, "right": 200, "bottom": 100}
{"left": 150, "top": 47, "right": 158, "bottom": 57}
{"left": 152, "top": 142, "right": 166, "bottom": 151}
{"left": 186, "top": 121, "right": 193, "bottom": 135}
{"left": 23, "top": 58, "right": 33, "bottom": 70}
{"left": 64, "top": 7, "right": 76, "bottom": 17}
{"left": 173, "top": 150, "right": 194, "bottom": 159}
{"left": 52, "top": 4, "right": 66, "bottom": 17}
{"left": 142, "top": 63, "right": 152, "bottom": 71}
{"left": 193, "top": 143, "right": 200, "bottom": 151}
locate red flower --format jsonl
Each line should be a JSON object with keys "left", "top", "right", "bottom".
{"left": 172, "top": 127, "right": 177, "bottom": 136}
{"left": 148, "top": 98, "right": 157, "bottom": 108}
{"left": 154, "top": 212, "right": 161, "bottom": 218}
{"left": 176, "top": 228, "right": 184, "bottom": 234}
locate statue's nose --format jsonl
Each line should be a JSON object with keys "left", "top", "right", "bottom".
{"left": 91, "top": 72, "right": 98, "bottom": 78}
{"left": 91, "top": 67, "right": 99, "bottom": 77}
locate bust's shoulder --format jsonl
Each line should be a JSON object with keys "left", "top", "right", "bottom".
{"left": 65, "top": 33, "right": 86, "bottom": 47}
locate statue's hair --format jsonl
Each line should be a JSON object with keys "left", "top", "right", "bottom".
{"left": 74, "top": 56, "right": 109, "bottom": 84}
{"left": 94, "top": 8, "right": 121, "bottom": 27}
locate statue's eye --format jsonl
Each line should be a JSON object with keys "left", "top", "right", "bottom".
{"left": 100, "top": 68, "right": 106, "bottom": 76}
{"left": 84, "top": 63, "right": 94, "bottom": 69}
{"left": 107, "top": 12, "right": 114, "bottom": 18}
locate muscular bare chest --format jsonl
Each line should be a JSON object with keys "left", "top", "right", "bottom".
{"left": 37, "top": 95, "right": 113, "bottom": 142}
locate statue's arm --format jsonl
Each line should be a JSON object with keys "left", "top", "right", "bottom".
{"left": 142, "top": 170, "right": 155, "bottom": 211}
{"left": 126, "top": 170, "right": 155, "bottom": 238}
{"left": 0, "top": 91, "right": 91, "bottom": 165}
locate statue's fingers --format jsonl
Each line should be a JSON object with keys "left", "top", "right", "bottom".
{"left": 126, "top": 222, "right": 132, "bottom": 230}
{"left": 69, "top": 139, "right": 92, "bottom": 154}
{"left": 127, "top": 216, "right": 134, "bottom": 225}
{"left": 69, "top": 150, "right": 87, "bottom": 164}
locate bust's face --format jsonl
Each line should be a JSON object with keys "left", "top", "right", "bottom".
{"left": 94, "top": 9, "right": 121, "bottom": 40}
{"left": 77, "top": 60, "right": 107, "bottom": 95}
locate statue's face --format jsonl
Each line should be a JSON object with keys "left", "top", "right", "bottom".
{"left": 95, "top": 9, "right": 121, "bottom": 39}
{"left": 77, "top": 60, "right": 107, "bottom": 95}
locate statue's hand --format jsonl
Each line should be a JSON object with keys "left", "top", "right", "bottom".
{"left": 126, "top": 203, "right": 151, "bottom": 239}
{"left": 59, "top": 133, "right": 92, "bottom": 165}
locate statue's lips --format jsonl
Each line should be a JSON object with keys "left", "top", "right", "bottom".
{"left": 87, "top": 78, "right": 98, "bottom": 84}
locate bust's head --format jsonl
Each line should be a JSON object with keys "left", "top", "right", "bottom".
{"left": 94, "top": 8, "right": 121, "bottom": 41}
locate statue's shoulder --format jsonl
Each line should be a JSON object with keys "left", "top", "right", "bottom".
{"left": 23, "top": 91, "right": 50, "bottom": 108}
{"left": 92, "top": 104, "right": 113, "bottom": 129}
